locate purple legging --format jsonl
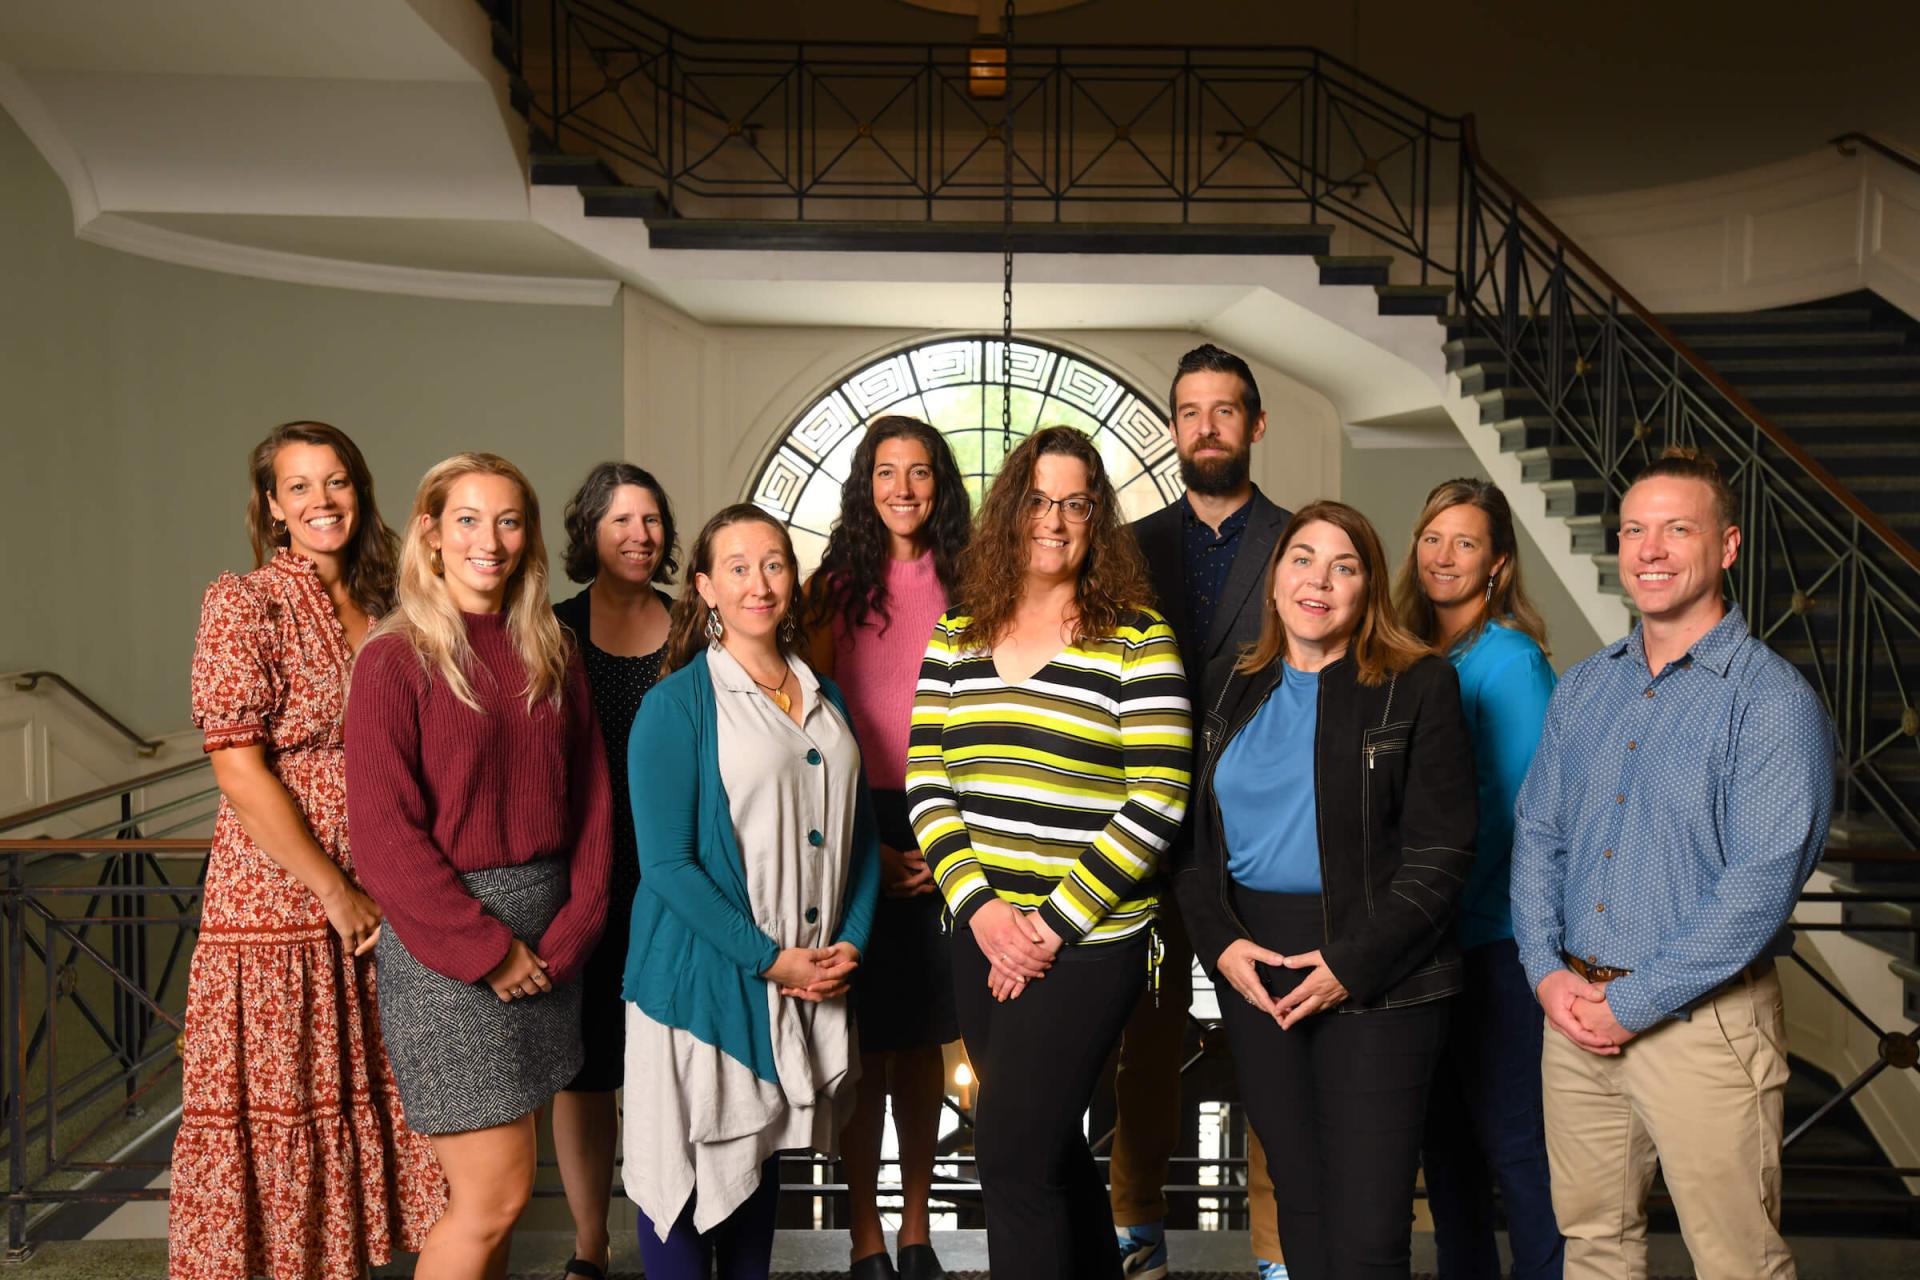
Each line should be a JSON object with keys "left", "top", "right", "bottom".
{"left": 634, "top": 1157, "right": 782, "bottom": 1280}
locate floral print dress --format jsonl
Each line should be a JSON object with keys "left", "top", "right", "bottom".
{"left": 169, "top": 551, "right": 444, "bottom": 1280}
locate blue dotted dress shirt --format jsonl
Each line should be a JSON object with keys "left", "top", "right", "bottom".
{"left": 1510, "top": 605, "right": 1835, "bottom": 1032}
{"left": 1180, "top": 495, "right": 1251, "bottom": 675}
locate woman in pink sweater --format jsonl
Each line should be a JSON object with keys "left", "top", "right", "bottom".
{"left": 803, "top": 416, "right": 971, "bottom": 1280}
{"left": 346, "top": 453, "right": 611, "bottom": 1279}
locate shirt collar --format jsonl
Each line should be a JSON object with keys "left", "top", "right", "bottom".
{"left": 705, "top": 641, "right": 821, "bottom": 696}
{"left": 1610, "top": 602, "right": 1748, "bottom": 677}
{"left": 1180, "top": 491, "right": 1253, "bottom": 537}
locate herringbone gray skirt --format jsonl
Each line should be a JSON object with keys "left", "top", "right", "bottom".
{"left": 374, "top": 857, "right": 584, "bottom": 1136}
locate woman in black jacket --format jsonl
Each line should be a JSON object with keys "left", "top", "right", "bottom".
{"left": 1174, "top": 499, "right": 1475, "bottom": 1280}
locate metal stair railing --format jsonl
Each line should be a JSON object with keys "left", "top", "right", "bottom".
{"left": 1455, "top": 118, "right": 1920, "bottom": 846}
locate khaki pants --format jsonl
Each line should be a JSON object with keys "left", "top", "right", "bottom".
{"left": 1541, "top": 964, "right": 1793, "bottom": 1280}
{"left": 1106, "top": 908, "right": 1282, "bottom": 1265}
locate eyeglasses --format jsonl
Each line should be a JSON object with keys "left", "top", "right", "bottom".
{"left": 1024, "top": 493, "right": 1097, "bottom": 524}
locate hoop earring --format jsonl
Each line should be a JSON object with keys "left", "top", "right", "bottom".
{"left": 705, "top": 610, "right": 724, "bottom": 642}
{"left": 271, "top": 518, "right": 287, "bottom": 541}
{"left": 429, "top": 547, "right": 444, "bottom": 576}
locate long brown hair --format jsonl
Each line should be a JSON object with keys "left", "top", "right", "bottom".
{"left": 662, "top": 504, "right": 807, "bottom": 676}
{"left": 246, "top": 421, "right": 398, "bottom": 615}
{"left": 953, "top": 426, "right": 1152, "bottom": 648}
{"left": 372, "top": 453, "right": 570, "bottom": 712}
{"left": 1238, "top": 500, "right": 1429, "bottom": 687}
{"left": 1391, "top": 478, "right": 1549, "bottom": 653}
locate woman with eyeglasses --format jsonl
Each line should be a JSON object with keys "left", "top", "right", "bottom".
{"left": 906, "top": 426, "right": 1191, "bottom": 1280}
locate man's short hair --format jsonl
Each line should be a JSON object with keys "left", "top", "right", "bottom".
{"left": 1629, "top": 446, "right": 1738, "bottom": 530}
{"left": 1168, "top": 343, "right": 1262, "bottom": 423}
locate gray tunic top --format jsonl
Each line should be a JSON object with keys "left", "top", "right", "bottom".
{"left": 622, "top": 643, "right": 865, "bottom": 1235}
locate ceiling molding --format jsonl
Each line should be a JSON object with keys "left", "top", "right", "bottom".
{"left": 0, "top": 60, "right": 100, "bottom": 228}
{"left": 77, "top": 212, "right": 618, "bottom": 306}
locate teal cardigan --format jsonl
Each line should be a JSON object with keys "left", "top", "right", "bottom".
{"left": 621, "top": 650, "right": 881, "bottom": 1084}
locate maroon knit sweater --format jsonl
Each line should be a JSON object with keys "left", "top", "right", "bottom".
{"left": 345, "top": 611, "right": 612, "bottom": 985}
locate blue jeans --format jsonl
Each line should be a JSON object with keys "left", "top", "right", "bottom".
{"left": 1422, "top": 938, "right": 1563, "bottom": 1280}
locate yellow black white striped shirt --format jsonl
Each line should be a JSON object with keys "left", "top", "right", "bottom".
{"left": 906, "top": 608, "right": 1192, "bottom": 945}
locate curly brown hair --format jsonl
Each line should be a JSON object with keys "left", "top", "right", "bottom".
{"left": 953, "top": 426, "right": 1153, "bottom": 647}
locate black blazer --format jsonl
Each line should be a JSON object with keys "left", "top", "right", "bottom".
{"left": 1128, "top": 486, "right": 1291, "bottom": 708}
{"left": 1175, "top": 652, "right": 1476, "bottom": 1009}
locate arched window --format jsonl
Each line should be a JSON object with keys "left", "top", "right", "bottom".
{"left": 748, "top": 335, "right": 1181, "bottom": 569}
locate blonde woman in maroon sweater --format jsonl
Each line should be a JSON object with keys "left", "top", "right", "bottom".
{"left": 346, "top": 453, "right": 612, "bottom": 1280}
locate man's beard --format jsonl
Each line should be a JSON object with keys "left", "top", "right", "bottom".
{"left": 1179, "top": 443, "right": 1251, "bottom": 496}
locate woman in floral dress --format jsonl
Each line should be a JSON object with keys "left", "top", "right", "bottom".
{"left": 169, "top": 421, "right": 445, "bottom": 1280}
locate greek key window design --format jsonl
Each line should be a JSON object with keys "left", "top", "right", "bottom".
{"left": 750, "top": 336, "right": 1179, "bottom": 570}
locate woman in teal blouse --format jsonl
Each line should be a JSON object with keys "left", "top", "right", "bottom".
{"left": 1393, "top": 478, "right": 1562, "bottom": 1280}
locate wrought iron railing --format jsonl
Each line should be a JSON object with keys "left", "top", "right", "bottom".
{"left": 498, "top": 0, "right": 1461, "bottom": 276}
{"left": 1455, "top": 122, "right": 1920, "bottom": 846}
{"left": 7, "top": 673, "right": 165, "bottom": 759}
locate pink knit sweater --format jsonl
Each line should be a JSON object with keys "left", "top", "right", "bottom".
{"left": 345, "top": 612, "right": 612, "bottom": 984}
{"left": 832, "top": 553, "right": 950, "bottom": 791}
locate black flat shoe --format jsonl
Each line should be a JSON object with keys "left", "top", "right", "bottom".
{"left": 851, "top": 1250, "right": 899, "bottom": 1280}
{"left": 897, "top": 1243, "right": 949, "bottom": 1280}
{"left": 561, "top": 1258, "right": 608, "bottom": 1280}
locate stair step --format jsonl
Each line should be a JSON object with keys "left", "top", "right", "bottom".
{"left": 1539, "top": 477, "right": 1608, "bottom": 517}
{"left": 1641, "top": 307, "right": 1880, "bottom": 333}
{"left": 1375, "top": 284, "right": 1452, "bottom": 316}
{"left": 1515, "top": 444, "right": 1591, "bottom": 485}
{"left": 1891, "top": 959, "right": 1920, "bottom": 1023}
{"left": 1830, "top": 879, "right": 1917, "bottom": 962}
{"left": 1491, "top": 415, "right": 1557, "bottom": 453}
{"left": 1445, "top": 325, "right": 1911, "bottom": 360}
{"left": 640, "top": 219, "right": 1339, "bottom": 254}
{"left": 581, "top": 185, "right": 674, "bottom": 217}
{"left": 1315, "top": 254, "right": 1392, "bottom": 286}
{"left": 1566, "top": 512, "right": 1618, "bottom": 555}
{"left": 530, "top": 151, "right": 618, "bottom": 187}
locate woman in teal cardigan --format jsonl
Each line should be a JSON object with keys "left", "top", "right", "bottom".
{"left": 619, "top": 505, "right": 880, "bottom": 1280}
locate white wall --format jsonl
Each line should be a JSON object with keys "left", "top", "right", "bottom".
{"left": 0, "top": 107, "right": 625, "bottom": 739}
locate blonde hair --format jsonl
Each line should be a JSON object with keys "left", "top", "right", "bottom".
{"left": 1237, "top": 500, "right": 1431, "bottom": 687}
{"left": 374, "top": 452, "right": 570, "bottom": 712}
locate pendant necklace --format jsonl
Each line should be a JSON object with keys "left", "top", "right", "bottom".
{"left": 751, "top": 667, "right": 793, "bottom": 715}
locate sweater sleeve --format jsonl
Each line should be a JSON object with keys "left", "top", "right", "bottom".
{"left": 628, "top": 681, "right": 782, "bottom": 976}
{"left": 906, "top": 616, "right": 997, "bottom": 928}
{"left": 344, "top": 638, "right": 513, "bottom": 983}
{"left": 1319, "top": 659, "right": 1477, "bottom": 1005}
{"left": 533, "top": 655, "right": 613, "bottom": 983}
{"left": 1036, "top": 615, "right": 1194, "bottom": 943}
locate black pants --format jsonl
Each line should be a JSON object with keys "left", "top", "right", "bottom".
{"left": 953, "top": 927, "right": 1147, "bottom": 1280}
{"left": 1218, "top": 889, "right": 1449, "bottom": 1280}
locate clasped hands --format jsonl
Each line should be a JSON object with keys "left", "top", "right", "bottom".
{"left": 880, "top": 842, "right": 937, "bottom": 899}
{"left": 1536, "top": 969, "right": 1635, "bottom": 1054}
{"left": 972, "top": 897, "right": 1062, "bottom": 1002}
{"left": 1216, "top": 939, "right": 1348, "bottom": 1029}
{"left": 763, "top": 941, "right": 862, "bottom": 1002}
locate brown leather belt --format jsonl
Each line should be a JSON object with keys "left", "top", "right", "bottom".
{"left": 1564, "top": 953, "right": 1631, "bottom": 982}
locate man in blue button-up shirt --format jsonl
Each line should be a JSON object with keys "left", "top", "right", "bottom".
{"left": 1512, "top": 449, "right": 1834, "bottom": 1280}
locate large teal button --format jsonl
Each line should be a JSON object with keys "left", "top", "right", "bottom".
{"left": 805, "top": 906, "right": 819, "bottom": 924}
{"left": 806, "top": 748, "right": 822, "bottom": 765}
{"left": 807, "top": 829, "right": 823, "bottom": 847}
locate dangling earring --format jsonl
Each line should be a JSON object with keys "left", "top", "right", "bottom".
{"left": 779, "top": 613, "right": 798, "bottom": 645}
{"left": 429, "top": 547, "right": 444, "bottom": 576}
{"left": 705, "top": 609, "right": 724, "bottom": 642}
{"left": 1485, "top": 577, "right": 1495, "bottom": 603}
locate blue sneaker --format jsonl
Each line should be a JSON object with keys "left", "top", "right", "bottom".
{"left": 1256, "top": 1261, "right": 1290, "bottom": 1280}
{"left": 1116, "top": 1222, "right": 1168, "bottom": 1280}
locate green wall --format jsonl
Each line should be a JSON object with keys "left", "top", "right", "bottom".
{"left": 1340, "top": 440, "right": 1604, "bottom": 672}
{"left": 0, "top": 110, "right": 624, "bottom": 737}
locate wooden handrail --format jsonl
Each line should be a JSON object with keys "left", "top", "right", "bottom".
{"left": 0, "top": 759, "right": 211, "bottom": 835}
{"left": 9, "top": 670, "right": 164, "bottom": 756}
{"left": 0, "top": 838, "right": 210, "bottom": 856}
{"left": 1831, "top": 131, "right": 1920, "bottom": 178}
{"left": 1461, "top": 117, "right": 1920, "bottom": 577}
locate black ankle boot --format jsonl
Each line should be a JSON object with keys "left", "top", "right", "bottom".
{"left": 897, "top": 1243, "right": 948, "bottom": 1280}
{"left": 851, "top": 1250, "right": 899, "bottom": 1280}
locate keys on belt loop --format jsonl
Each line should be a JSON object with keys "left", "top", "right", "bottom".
{"left": 1147, "top": 923, "right": 1166, "bottom": 1009}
